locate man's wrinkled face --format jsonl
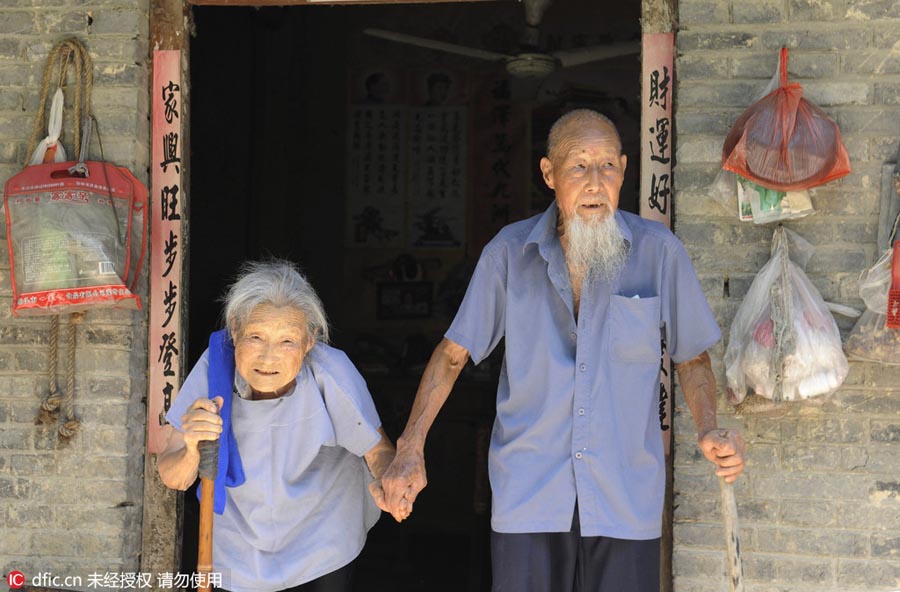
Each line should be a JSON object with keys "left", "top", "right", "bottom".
{"left": 233, "top": 304, "right": 313, "bottom": 395}
{"left": 540, "top": 120, "right": 627, "bottom": 225}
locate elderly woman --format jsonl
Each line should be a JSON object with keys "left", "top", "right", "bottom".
{"left": 158, "top": 260, "right": 402, "bottom": 592}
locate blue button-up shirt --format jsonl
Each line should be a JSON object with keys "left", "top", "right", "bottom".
{"left": 445, "top": 203, "right": 720, "bottom": 539}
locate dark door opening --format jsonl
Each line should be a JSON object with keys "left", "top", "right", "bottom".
{"left": 185, "top": 3, "right": 640, "bottom": 590}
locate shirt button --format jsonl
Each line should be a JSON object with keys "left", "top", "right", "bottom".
{"left": 578, "top": 408, "right": 585, "bottom": 416}
{"left": 575, "top": 452, "right": 583, "bottom": 459}
{"left": 571, "top": 332, "right": 577, "bottom": 341}
{"left": 580, "top": 364, "right": 587, "bottom": 372}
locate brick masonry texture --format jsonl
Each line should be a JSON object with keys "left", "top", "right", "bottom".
{"left": 0, "top": 1, "right": 150, "bottom": 588}
{"left": 1, "top": 1, "right": 898, "bottom": 590}
{"left": 674, "top": 2, "right": 900, "bottom": 591}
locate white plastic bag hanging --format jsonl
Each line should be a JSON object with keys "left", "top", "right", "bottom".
{"left": 845, "top": 310, "right": 900, "bottom": 365}
{"left": 725, "top": 227, "right": 848, "bottom": 403}
{"left": 28, "top": 88, "right": 67, "bottom": 165}
{"left": 859, "top": 248, "right": 893, "bottom": 313}
{"left": 845, "top": 212, "right": 900, "bottom": 364}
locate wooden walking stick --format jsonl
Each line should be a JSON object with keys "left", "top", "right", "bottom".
{"left": 719, "top": 477, "right": 744, "bottom": 592}
{"left": 198, "top": 434, "right": 220, "bottom": 592}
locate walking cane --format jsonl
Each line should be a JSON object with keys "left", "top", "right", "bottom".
{"left": 719, "top": 477, "right": 744, "bottom": 592}
{"left": 198, "top": 435, "right": 219, "bottom": 592}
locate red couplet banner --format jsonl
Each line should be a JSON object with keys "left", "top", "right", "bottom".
{"left": 148, "top": 50, "right": 184, "bottom": 454}
{"left": 640, "top": 33, "right": 674, "bottom": 454}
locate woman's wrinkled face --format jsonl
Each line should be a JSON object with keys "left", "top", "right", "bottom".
{"left": 233, "top": 304, "right": 313, "bottom": 395}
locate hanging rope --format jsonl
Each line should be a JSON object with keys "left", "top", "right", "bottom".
{"left": 38, "top": 315, "right": 61, "bottom": 424}
{"left": 27, "top": 38, "right": 93, "bottom": 440}
{"left": 59, "top": 312, "right": 84, "bottom": 439}
{"left": 26, "top": 38, "right": 93, "bottom": 163}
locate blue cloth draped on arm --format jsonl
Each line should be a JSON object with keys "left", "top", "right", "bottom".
{"left": 196, "top": 329, "right": 246, "bottom": 515}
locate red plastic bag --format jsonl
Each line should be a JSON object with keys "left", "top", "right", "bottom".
{"left": 4, "top": 161, "right": 147, "bottom": 316}
{"left": 722, "top": 48, "right": 850, "bottom": 192}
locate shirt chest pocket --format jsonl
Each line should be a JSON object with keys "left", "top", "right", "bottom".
{"left": 608, "top": 295, "right": 662, "bottom": 364}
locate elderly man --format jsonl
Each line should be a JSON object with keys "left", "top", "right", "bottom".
{"left": 382, "top": 110, "right": 745, "bottom": 592}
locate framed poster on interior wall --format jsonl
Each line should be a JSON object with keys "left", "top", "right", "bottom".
{"left": 344, "top": 67, "right": 469, "bottom": 249}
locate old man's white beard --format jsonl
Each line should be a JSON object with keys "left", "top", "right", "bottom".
{"left": 564, "top": 213, "right": 629, "bottom": 282}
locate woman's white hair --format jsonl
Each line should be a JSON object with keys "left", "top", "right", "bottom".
{"left": 222, "top": 259, "right": 330, "bottom": 345}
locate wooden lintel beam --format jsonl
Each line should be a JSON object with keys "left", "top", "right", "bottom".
{"left": 188, "top": 0, "right": 498, "bottom": 6}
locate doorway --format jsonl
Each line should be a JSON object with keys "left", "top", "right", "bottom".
{"left": 185, "top": 2, "right": 641, "bottom": 589}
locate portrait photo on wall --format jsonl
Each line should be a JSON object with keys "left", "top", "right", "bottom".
{"left": 351, "top": 67, "right": 407, "bottom": 105}
{"left": 346, "top": 67, "right": 408, "bottom": 248}
{"left": 410, "top": 68, "right": 467, "bottom": 107}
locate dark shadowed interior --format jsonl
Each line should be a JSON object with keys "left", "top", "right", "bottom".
{"left": 185, "top": 2, "right": 640, "bottom": 589}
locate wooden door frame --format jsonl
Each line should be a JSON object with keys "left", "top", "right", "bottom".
{"left": 639, "top": 2, "right": 677, "bottom": 591}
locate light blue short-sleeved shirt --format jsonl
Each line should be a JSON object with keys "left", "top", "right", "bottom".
{"left": 166, "top": 343, "right": 383, "bottom": 592}
{"left": 445, "top": 202, "right": 721, "bottom": 540}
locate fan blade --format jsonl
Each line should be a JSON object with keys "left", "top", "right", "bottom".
{"left": 552, "top": 42, "right": 641, "bottom": 69}
{"left": 363, "top": 28, "right": 511, "bottom": 62}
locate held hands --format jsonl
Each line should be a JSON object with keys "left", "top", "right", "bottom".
{"left": 379, "top": 446, "right": 428, "bottom": 523}
{"left": 180, "top": 396, "right": 224, "bottom": 455}
{"left": 698, "top": 428, "right": 746, "bottom": 483}
{"left": 367, "top": 475, "right": 412, "bottom": 524}
{"left": 367, "top": 479, "right": 391, "bottom": 518}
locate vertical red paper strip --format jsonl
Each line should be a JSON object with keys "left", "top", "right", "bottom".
{"left": 640, "top": 33, "right": 674, "bottom": 454}
{"left": 148, "top": 50, "right": 184, "bottom": 454}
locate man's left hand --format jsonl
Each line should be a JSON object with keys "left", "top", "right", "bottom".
{"left": 698, "top": 428, "right": 745, "bottom": 483}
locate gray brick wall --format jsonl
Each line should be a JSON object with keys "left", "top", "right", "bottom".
{"left": 0, "top": 2, "right": 149, "bottom": 589}
{"left": 674, "top": 1, "right": 900, "bottom": 590}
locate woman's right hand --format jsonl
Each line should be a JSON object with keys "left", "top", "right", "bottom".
{"left": 381, "top": 445, "right": 427, "bottom": 521}
{"left": 180, "top": 396, "right": 224, "bottom": 454}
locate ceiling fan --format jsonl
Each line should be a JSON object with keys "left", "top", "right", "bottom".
{"left": 363, "top": 0, "right": 640, "bottom": 80}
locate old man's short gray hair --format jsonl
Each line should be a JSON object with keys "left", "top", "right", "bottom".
{"left": 223, "top": 259, "right": 330, "bottom": 345}
{"left": 547, "top": 109, "right": 622, "bottom": 161}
